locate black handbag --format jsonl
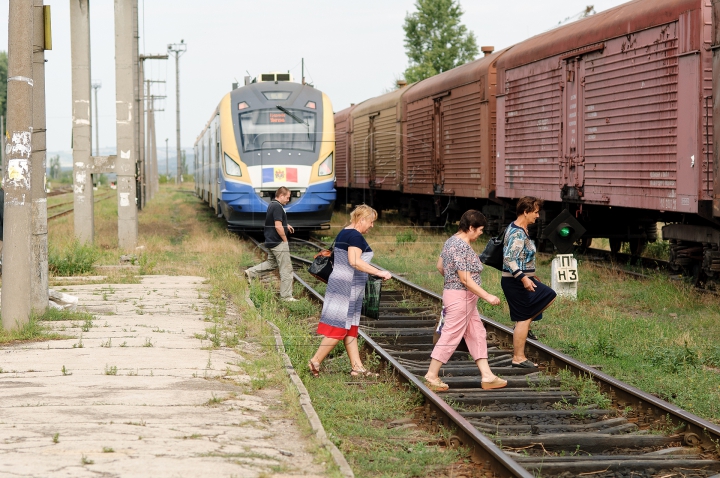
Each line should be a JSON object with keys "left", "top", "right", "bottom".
{"left": 308, "top": 242, "right": 334, "bottom": 283}
{"left": 479, "top": 227, "right": 506, "bottom": 271}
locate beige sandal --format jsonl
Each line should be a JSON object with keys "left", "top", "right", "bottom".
{"left": 423, "top": 377, "right": 449, "bottom": 392}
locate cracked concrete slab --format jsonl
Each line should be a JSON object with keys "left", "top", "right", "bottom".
{"left": 0, "top": 276, "right": 328, "bottom": 477}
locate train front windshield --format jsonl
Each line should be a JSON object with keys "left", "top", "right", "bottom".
{"left": 238, "top": 108, "right": 317, "bottom": 152}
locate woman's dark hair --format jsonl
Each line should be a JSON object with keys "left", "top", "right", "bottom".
{"left": 516, "top": 197, "right": 544, "bottom": 216}
{"left": 458, "top": 210, "right": 487, "bottom": 232}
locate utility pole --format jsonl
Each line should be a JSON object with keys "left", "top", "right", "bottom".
{"left": 167, "top": 40, "right": 186, "bottom": 185}
{"left": 30, "top": 0, "right": 50, "bottom": 313}
{"left": 91, "top": 80, "right": 101, "bottom": 156}
{"left": 165, "top": 137, "right": 168, "bottom": 179}
{"left": 144, "top": 80, "right": 165, "bottom": 199}
{"left": 70, "top": 0, "right": 94, "bottom": 244}
{"left": 3, "top": 0, "right": 35, "bottom": 329}
{"left": 138, "top": 58, "right": 167, "bottom": 204}
{"left": 115, "top": 0, "right": 138, "bottom": 249}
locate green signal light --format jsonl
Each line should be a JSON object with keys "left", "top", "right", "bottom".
{"left": 559, "top": 226, "right": 572, "bottom": 237}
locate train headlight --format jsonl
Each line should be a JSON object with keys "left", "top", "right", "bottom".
{"left": 224, "top": 153, "right": 242, "bottom": 177}
{"left": 318, "top": 153, "right": 333, "bottom": 177}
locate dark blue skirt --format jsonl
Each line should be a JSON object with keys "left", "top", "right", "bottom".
{"left": 501, "top": 276, "right": 557, "bottom": 322}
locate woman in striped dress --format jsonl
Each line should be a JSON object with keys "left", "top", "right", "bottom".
{"left": 308, "top": 205, "right": 392, "bottom": 377}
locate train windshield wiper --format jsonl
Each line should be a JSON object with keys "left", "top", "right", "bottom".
{"left": 276, "top": 105, "right": 308, "bottom": 128}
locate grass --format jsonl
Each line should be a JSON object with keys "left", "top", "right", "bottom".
{"left": 248, "top": 282, "right": 466, "bottom": 477}
{"left": 331, "top": 209, "right": 720, "bottom": 424}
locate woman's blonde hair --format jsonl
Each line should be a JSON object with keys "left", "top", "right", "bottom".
{"left": 350, "top": 204, "right": 378, "bottom": 225}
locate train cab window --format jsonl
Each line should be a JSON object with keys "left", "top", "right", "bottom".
{"left": 263, "top": 91, "right": 292, "bottom": 100}
{"left": 238, "top": 108, "right": 317, "bottom": 152}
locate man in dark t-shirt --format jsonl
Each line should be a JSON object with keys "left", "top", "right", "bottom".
{"left": 244, "top": 186, "right": 297, "bottom": 301}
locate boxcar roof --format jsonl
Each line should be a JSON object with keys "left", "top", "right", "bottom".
{"left": 497, "top": 0, "right": 701, "bottom": 71}
{"left": 403, "top": 52, "right": 502, "bottom": 104}
{"left": 351, "top": 84, "right": 415, "bottom": 117}
{"left": 334, "top": 104, "right": 357, "bottom": 123}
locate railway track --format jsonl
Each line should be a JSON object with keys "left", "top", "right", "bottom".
{"left": 47, "top": 193, "right": 115, "bottom": 221}
{"left": 248, "top": 236, "right": 720, "bottom": 477}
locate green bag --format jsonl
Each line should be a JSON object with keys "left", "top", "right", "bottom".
{"left": 362, "top": 275, "right": 383, "bottom": 320}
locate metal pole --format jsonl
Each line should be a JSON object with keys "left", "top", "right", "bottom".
{"left": 70, "top": 0, "right": 94, "bottom": 243}
{"left": 115, "top": 0, "right": 138, "bottom": 249}
{"left": 92, "top": 80, "right": 101, "bottom": 157}
{"left": 3, "top": 0, "right": 34, "bottom": 329}
{"left": 30, "top": 0, "right": 49, "bottom": 313}
{"left": 167, "top": 41, "right": 186, "bottom": 185}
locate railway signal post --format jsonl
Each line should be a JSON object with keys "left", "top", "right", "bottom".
{"left": 3, "top": 0, "right": 35, "bottom": 329}
{"left": 545, "top": 210, "right": 586, "bottom": 299}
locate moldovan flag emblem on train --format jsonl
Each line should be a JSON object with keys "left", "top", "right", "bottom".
{"left": 262, "top": 167, "right": 298, "bottom": 183}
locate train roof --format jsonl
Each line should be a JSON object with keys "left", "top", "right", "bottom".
{"left": 350, "top": 83, "right": 415, "bottom": 118}
{"left": 334, "top": 104, "right": 357, "bottom": 123}
{"left": 402, "top": 50, "right": 505, "bottom": 104}
{"left": 497, "top": 0, "right": 701, "bottom": 71}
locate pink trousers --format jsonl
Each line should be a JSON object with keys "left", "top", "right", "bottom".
{"left": 430, "top": 289, "right": 488, "bottom": 364}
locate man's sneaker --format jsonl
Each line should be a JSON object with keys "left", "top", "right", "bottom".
{"left": 243, "top": 270, "right": 256, "bottom": 283}
{"left": 283, "top": 297, "right": 299, "bottom": 302}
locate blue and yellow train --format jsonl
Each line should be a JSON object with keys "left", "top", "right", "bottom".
{"left": 194, "top": 72, "right": 336, "bottom": 231}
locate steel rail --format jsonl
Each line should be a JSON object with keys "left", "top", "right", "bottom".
{"left": 297, "top": 237, "right": 720, "bottom": 447}
{"left": 247, "top": 235, "right": 720, "bottom": 475}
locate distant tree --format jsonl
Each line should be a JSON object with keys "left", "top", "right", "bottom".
{"left": 0, "top": 51, "right": 7, "bottom": 123}
{"left": 557, "top": 5, "right": 595, "bottom": 27}
{"left": 403, "top": 0, "right": 478, "bottom": 84}
{"left": 49, "top": 154, "right": 61, "bottom": 179}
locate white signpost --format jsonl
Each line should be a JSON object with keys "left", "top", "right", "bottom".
{"left": 551, "top": 253, "right": 579, "bottom": 299}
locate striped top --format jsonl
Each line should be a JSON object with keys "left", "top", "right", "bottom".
{"left": 502, "top": 222, "right": 536, "bottom": 280}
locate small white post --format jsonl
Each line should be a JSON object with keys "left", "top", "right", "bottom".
{"left": 551, "top": 253, "right": 579, "bottom": 299}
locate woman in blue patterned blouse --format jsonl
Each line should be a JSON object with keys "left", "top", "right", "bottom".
{"left": 501, "top": 197, "right": 557, "bottom": 368}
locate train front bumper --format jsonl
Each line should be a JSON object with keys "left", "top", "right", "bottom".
{"left": 219, "top": 180, "right": 336, "bottom": 230}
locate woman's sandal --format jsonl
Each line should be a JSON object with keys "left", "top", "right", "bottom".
{"left": 481, "top": 376, "right": 508, "bottom": 390}
{"left": 308, "top": 360, "right": 321, "bottom": 378}
{"left": 511, "top": 359, "right": 538, "bottom": 368}
{"left": 423, "top": 377, "right": 449, "bottom": 392}
{"left": 350, "top": 369, "right": 379, "bottom": 378}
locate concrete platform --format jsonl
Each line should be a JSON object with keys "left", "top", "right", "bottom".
{"left": 0, "top": 276, "right": 327, "bottom": 477}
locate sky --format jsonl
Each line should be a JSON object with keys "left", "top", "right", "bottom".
{"left": 1, "top": 0, "right": 630, "bottom": 163}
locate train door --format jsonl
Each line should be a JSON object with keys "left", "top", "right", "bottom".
{"left": 213, "top": 123, "right": 220, "bottom": 214}
{"left": 368, "top": 113, "right": 378, "bottom": 188}
{"left": 561, "top": 57, "right": 586, "bottom": 198}
{"left": 432, "top": 97, "right": 446, "bottom": 193}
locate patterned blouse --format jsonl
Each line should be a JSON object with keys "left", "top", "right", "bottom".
{"left": 440, "top": 235, "right": 483, "bottom": 290}
{"left": 502, "top": 222, "right": 536, "bottom": 280}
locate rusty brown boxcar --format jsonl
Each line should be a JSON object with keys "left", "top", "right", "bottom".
{"left": 399, "top": 47, "right": 504, "bottom": 223}
{"left": 333, "top": 104, "right": 357, "bottom": 190}
{"left": 344, "top": 84, "right": 415, "bottom": 209}
{"left": 495, "top": 0, "right": 719, "bottom": 278}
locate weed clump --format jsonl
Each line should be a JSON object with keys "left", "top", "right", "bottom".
{"left": 49, "top": 240, "right": 100, "bottom": 276}
{"left": 650, "top": 343, "right": 700, "bottom": 373}
{"left": 395, "top": 230, "right": 418, "bottom": 245}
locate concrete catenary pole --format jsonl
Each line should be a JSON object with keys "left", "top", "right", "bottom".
{"left": 30, "top": 0, "right": 49, "bottom": 313}
{"left": 92, "top": 80, "right": 101, "bottom": 157}
{"left": 144, "top": 79, "right": 151, "bottom": 202}
{"left": 115, "top": 0, "right": 138, "bottom": 249}
{"left": 70, "top": 0, "right": 94, "bottom": 243}
{"left": 2, "top": 0, "right": 35, "bottom": 330}
{"left": 167, "top": 41, "right": 186, "bottom": 184}
{"left": 132, "top": 0, "right": 144, "bottom": 210}
{"left": 165, "top": 137, "right": 168, "bottom": 179}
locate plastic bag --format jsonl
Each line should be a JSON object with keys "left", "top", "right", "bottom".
{"left": 361, "top": 275, "right": 383, "bottom": 320}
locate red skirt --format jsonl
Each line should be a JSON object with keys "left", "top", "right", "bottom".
{"left": 317, "top": 323, "right": 359, "bottom": 339}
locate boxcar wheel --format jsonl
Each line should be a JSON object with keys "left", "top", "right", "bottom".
{"left": 609, "top": 238, "right": 622, "bottom": 254}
